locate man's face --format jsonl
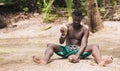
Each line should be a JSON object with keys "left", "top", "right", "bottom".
{"left": 72, "top": 15, "right": 82, "bottom": 27}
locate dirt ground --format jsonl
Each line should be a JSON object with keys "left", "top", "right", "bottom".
{"left": 0, "top": 16, "right": 120, "bottom": 71}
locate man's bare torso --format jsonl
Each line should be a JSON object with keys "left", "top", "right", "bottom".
{"left": 66, "top": 24, "right": 87, "bottom": 46}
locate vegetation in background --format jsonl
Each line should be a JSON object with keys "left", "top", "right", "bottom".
{"left": 79, "top": 0, "right": 86, "bottom": 16}
{"left": 42, "top": 0, "right": 55, "bottom": 22}
{"left": 0, "top": 0, "right": 14, "bottom": 5}
{"left": 0, "top": 0, "right": 120, "bottom": 23}
{"left": 110, "top": 0, "right": 117, "bottom": 9}
{"left": 66, "top": 0, "right": 73, "bottom": 23}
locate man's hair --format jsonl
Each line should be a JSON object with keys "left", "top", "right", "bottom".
{"left": 72, "top": 9, "right": 82, "bottom": 17}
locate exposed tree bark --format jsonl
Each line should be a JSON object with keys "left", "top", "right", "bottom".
{"left": 0, "top": 15, "right": 7, "bottom": 28}
{"left": 87, "top": 0, "right": 104, "bottom": 33}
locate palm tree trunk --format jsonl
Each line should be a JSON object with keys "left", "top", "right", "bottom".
{"left": 87, "top": 0, "right": 104, "bottom": 33}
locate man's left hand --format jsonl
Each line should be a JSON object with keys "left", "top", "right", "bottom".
{"left": 68, "top": 55, "right": 80, "bottom": 63}
{"left": 72, "top": 55, "right": 80, "bottom": 63}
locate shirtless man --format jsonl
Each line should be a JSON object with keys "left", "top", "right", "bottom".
{"left": 33, "top": 10, "right": 113, "bottom": 66}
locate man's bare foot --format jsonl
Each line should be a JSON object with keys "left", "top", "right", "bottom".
{"left": 98, "top": 56, "right": 113, "bottom": 66}
{"left": 32, "top": 56, "right": 47, "bottom": 65}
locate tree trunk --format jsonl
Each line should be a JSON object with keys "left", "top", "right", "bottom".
{"left": 0, "top": 15, "right": 7, "bottom": 28}
{"left": 87, "top": 0, "right": 104, "bottom": 33}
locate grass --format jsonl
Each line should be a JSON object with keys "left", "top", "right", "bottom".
{"left": 0, "top": 48, "right": 12, "bottom": 55}
{"left": 0, "top": 58, "right": 4, "bottom": 61}
{"left": 0, "top": 52, "right": 9, "bottom": 55}
{"left": 41, "top": 24, "right": 52, "bottom": 31}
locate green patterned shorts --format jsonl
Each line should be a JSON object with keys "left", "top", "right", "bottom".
{"left": 55, "top": 45, "right": 91, "bottom": 58}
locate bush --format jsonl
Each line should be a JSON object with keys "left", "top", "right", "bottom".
{"left": 13, "top": 0, "right": 43, "bottom": 12}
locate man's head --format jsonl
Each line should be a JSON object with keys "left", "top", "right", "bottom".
{"left": 72, "top": 10, "right": 83, "bottom": 28}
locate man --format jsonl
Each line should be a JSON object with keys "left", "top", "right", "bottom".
{"left": 33, "top": 10, "right": 113, "bottom": 66}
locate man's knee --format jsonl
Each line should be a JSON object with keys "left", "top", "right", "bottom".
{"left": 91, "top": 44, "right": 99, "bottom": 55}
{"left": 92, "top": 44, "right": 99, "bottom": 49}
{"left": 47, "top": 43, "right": 54, "bottom": 47}
{"left": 47, "top": 43, "right": 61, "bottom": 52}
{"left": 47, "top": 43, "right": 58, "bottom": 49}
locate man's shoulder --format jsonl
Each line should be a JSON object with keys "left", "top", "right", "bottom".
{"left": 82, "top": 26, "right": 89, "bottom": 31}
{"left": 82, "top": 26, "right": 89, "bottom": 34}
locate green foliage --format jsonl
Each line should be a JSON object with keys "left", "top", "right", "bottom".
{"left": 41, "top": 24, "right": 52, "bottom": 31}
{"left": 103, "top": 9, "right": 109, "bottom": 19}
{"left": 54, "top": 0, "right": 66, "bottom": 7}
{"left": 37, "top": 0, "right": 43, "bottom": 11}
{"left": 0, "top": 0, "right": 118, "bottom": 22}
{"left": 42, "top": 0, "right": 54, "bottom": 13}
{"left": 0, "top": 0, "right": 14, "bottom": 4}
{"left": 80, "top": 0, "right": 86, "bottom": 16}
{"left": 97, "top": 0, "right": 101, "bottom": 7}
{"left": 66, "top": 0, "right": 73, "bottom": 17}
{"left": 43, "top": 0, "right": 47, "bottom": 8}
{"left": 42, "top": 0, "right": 55, "bottom": 22}
{"left": 13, "top": 0, "right": 43, "bottom": 12}
{"left": 66, "top": 0, "right": 73, "bottom": 23}
{"left": 110, "top": 0, "right": 117, "bottom": 9}
{"left": 44, "top": 14, "right": 58, "bottom": 23}
{"left": 23, "top": 7, "right": 29, "bottom": 13}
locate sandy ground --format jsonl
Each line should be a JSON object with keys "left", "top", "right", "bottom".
{"left": 0, "top": 16, "right": 120, "bottom": 71}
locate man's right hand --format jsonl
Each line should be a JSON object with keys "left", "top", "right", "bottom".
{"left": 60, "top": 24, "right": 67, "bottom": 35}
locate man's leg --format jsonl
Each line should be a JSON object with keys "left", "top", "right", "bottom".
{"left": 33, "top": 43, "right": 62, "bottom": 64}
{"left": 84, "top": 44, "right": 113, "bottom": 66}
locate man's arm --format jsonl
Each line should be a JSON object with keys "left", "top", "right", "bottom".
{"left": 76, "top": 28, "right": 89, "bottom": 56}
{"left": 69, "top": 28, "right": 89, "bottom": 63}
{"left": 59, "top": 34, "right": 67, "bottom": 44}
{"left": 59, "top": 24, "right": 68, "bottom": 44}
